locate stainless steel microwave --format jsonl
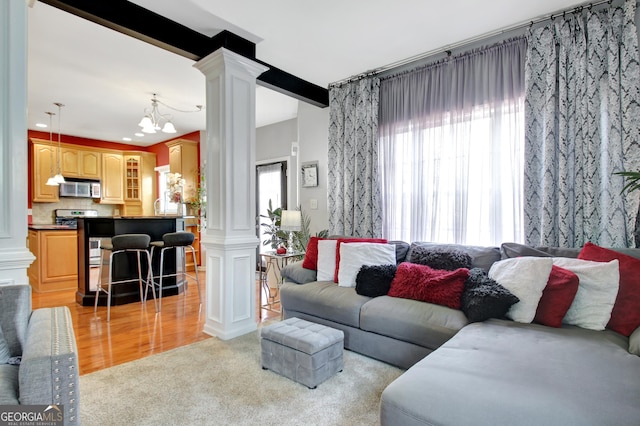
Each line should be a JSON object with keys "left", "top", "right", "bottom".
{"left": 59, "top": 180, "right": 101, "bottom": 199}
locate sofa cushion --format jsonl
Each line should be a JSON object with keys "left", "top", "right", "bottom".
{"left": 534, "top": 265, "right": 580, "bottom": 328}
{"left": 337, "top": 243, "right": 396, "bottom": 287}
{"left": 355, "top": 264, "right": 397, "bottom": 297}
{"left": 281, "top": 261, "right": 317, "bottom": 284}
{"left": 360, "top": 296, "right": 468, "bottom": 350}
{"left": 500, "top": 242, "right": 581, "bottom": 259}
{"left": 409, "top": 245, "right": 472, "bottom": 270}
{"left": 380, "top": 319, "right": 640, "bottom": 426}
{"left": 280, "top": 282, "right": 371, "bottom": 328}
{"left": 408, "top": 242, "right": 501, "bottom": 272}
{"left": 578, "top": 242, "right": 640, "bottom": 337}
{"left": 389, "top": 241, "right": 410, "bottom": 264}
{"left": 388, "top": 263, "right": 469, "bottom": 310}
{"left": 488, "top": 257, "right": 553, "bottom": 323}
{"left": 630, "top": 326, "right": 640, "bottom": 356}
{"left": 0, "top": 326, "right": 10, "bottom": 364}
{"left": 553, "top": 257, "right": 620, "bottom": 331}
{"left": 0, "top": 364, "right": 19, "bottom": 404}
{"left": 461, "top": 268, "right": 519, "bottom": 323}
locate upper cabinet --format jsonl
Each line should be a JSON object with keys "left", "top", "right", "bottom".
{"left": 167, "top": 139, "right": 199, "bottom": 203}
{"left": 100, "top": 152, "right": 124, "bottom": 204}
{"left": 31, "top": 141, "right": 59, "bottom": 203}
{"left": 61, "top": 147, "right": 101, "bottom": 179}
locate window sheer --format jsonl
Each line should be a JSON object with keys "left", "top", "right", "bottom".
{"left": 379, "top": 38, "right": 526, "bottom": 246}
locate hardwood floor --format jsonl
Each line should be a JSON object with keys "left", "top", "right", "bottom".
{"left": 31, "top": 272, "right": 280, "bottom": 375}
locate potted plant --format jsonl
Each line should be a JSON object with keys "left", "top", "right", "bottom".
{"left": 615, "top": 171, "right": 640, "bottom": 247}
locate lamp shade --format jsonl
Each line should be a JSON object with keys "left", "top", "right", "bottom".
{"left": 162, "top": 121, "right": 177, "bottom": 133}
{"left": 280, "top": 210, "right": 302, "bottom": 232}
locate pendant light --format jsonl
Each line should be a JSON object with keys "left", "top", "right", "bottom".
{"left": 53, "top": 102, "right": 65, "bottom": 184}
{"left": 45, "top": 111, "right": 58, "bottom": 186}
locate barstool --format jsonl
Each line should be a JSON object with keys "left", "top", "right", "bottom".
{"left": 94, "top": 233, "right": 156, "bottom": 321}
{"left": 147, "top": 231, "right": 202, "bottom": 311}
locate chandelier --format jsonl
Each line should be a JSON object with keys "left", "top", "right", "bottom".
{"left": 137, "top": 94, "right": 202, "bottom": 134}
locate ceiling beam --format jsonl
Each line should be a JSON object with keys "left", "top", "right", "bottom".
{"left": 38, "top": 0, "right": 329, "bottom": 107}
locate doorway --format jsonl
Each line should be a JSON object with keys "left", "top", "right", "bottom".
{"left": 256, "top": 161, "right": 288, "bottom": 254}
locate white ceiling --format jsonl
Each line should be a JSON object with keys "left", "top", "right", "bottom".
{"left": 27, "top": 0, "right": 586, "bottom": 147}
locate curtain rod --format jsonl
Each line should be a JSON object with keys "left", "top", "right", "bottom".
{"left": 329, "top": 0, "right": 614, "bottom": 88}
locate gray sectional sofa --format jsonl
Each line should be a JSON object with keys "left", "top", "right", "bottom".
{"left": 0, "top": 285, "right": 79, "bottom": 426}
{"left": 280, "top": 242, "right": 640, "bottom": 425}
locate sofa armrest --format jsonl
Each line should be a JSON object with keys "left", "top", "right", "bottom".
{"left": 630, "top": 326, "right": 640, "bottom": 356}
{"left": 19, "top": 307, "right": 79, "bottom": 426}
{"left": 281, "top": 260, "right": 317, "bottom": 284}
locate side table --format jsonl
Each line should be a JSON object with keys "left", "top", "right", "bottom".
{"left": 259, "top": 250, "right": 304, "bottom": 314}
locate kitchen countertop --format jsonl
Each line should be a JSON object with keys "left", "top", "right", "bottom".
{"left": 29, "top": 224, "right": 76, "bottom": 231}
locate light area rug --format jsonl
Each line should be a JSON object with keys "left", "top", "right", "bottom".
{"left": 80, "top": 330, "right": 403, "bottom": 425}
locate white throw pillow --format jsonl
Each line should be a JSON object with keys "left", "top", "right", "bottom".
{"left": 488, "top": 257, "right": 553, "bottom": 323}
{"left": 316, "top": 240, "right": 338, "bottom": 281}
{"left": 552, "top": 257, "right": 619, "bottom": 331}
{"left": 337, "top": 242, "right": 396, "bottom": 288}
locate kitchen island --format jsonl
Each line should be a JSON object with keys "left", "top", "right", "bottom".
{"left": 76, "top": 216, "right": 188, "bottom": 306}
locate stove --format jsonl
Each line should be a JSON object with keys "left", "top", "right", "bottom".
{"left": 54, "top": 209, "right": 98, "bottom": 229}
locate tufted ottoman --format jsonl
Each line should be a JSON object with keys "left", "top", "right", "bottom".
{"left": 261, "top": 317, "right": 344, "bottom": 389}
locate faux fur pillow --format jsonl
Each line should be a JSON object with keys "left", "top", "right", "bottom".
{"left": 461, "top": 268, "right": 519, "bottom": 323}
{"left": 409, "top": 246, "right": 472, "bottom": 271}
{"left": 355, "top": 264, "right": 397, "bottom": 297}
{"left": 388, "top": 262, "right": 469, "bottom": 309}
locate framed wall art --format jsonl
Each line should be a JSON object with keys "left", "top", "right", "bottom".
{"left": 301, "top": 161, "right": 318, "bottom": 187}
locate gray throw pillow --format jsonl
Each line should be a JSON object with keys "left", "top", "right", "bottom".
{"left": 0, "top": 325, "right": 10, "bottom": 364}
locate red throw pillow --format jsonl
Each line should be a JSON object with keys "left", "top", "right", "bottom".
{"left": 334, "top": 238, "right": 387, "bottom": 282}
{"left": 388, "top": 262, "right": 469, "bottom": 310}
{"left": 302, "top": 236, "right": 327, "bottom": 270}
{"left": 578, "top": 242, "right": 640, "bottom": 336}
{"left": 534, "top": 265, "right": 579, "bottom": 328}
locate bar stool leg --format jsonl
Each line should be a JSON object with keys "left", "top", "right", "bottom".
{"left": 158, "top": 247, "right": 166, "bottom": 312}
{"left": 107, "top": 251, "right": 115, "bottom": 322}
{"left": 94, "top": 247, "right": 106, "bottom": 313}
{"left": 188, "top": 245, "right": 202, "bottom": 304}
{"left": 145, "top": 250, "right": 158, "bottom": 312}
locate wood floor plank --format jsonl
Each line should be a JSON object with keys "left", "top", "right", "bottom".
{"left": 31, "top": 272, "right": 280, "bottom": 375}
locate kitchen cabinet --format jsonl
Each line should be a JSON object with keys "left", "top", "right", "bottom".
{"left": 31, "top": 141, "right": 60, "bottom": 202}
{"left": 122, "top": 152, "right": 156, "bottom": 216}
{"left": 101, "top": 152, "right": 124, "bottom": 204}
{"left": 167, "top": 139, "right": 198, "bottom": 203}
{"left": 61, "top": 146, "right": 101, "bottom": 179}
{"left": 27, "top": 228, "right": 78, "bottom": 292}
{"left": 167, "top": 139, "right": 200, "bottom": 267}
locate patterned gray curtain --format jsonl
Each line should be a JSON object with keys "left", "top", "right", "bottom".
{"left": 524, "top": 0, "right": 640, "bottom": 248}
{"left": 327, "top": 78, "right": 382, "bottom": 237}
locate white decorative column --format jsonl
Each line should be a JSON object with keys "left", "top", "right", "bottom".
{"left": 194, "top": 48, "right": 268, "bottom": 340}
{"left": 0, "top": 0, "right": 35, "bottom": 286}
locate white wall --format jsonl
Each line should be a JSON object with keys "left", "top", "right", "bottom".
{"left": 297, "top": 101, "right": 330, "bottom": 236}
{"left": 256, "top": 117, "right": 299, "bottom": 208}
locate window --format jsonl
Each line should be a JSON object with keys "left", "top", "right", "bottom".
{"left": 378, "top": 38, "right": 526, "bottom": 246}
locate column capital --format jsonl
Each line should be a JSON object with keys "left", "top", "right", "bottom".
{"left": 194, "top": 48, "right": 268, "bottom": 79}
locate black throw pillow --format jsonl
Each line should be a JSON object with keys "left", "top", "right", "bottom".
{"left": 355, "top": 264, "right": 397, "bottom": 297}
{"left": 461, "top": 268, "right": 519, "bottom": 323}
{"left": 410, "top": 246, "right": 472, "bottom": 271}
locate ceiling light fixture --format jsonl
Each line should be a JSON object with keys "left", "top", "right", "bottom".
{"left": 53, "top": 103, "right": 65, "bottom": 184}
{"left": 137, "top": 93, "right": 202, "bottom": 134}
{"left": 45, "top": 111, "right": 58, "bottom": 186}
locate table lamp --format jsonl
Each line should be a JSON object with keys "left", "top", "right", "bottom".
{"left": 280, "top": 210, "right": 302, "bottom": 253}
